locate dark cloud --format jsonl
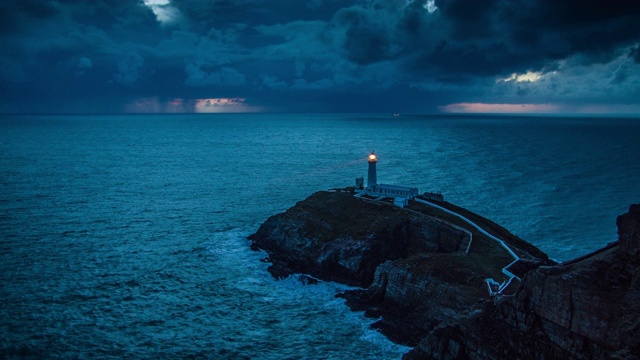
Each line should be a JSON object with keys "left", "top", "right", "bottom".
{"left": 0, "top": 0, "right": 639, "bottom": 114}
{"left": 0, "top": 0, "right": 59, "bottom": 35}
{"left": 336, "top": 7, "right": 393, "bottom": 65}
{"left": 436, "top": 0, "right": 499, "bottom": 39}
{"left": 398, "top": 0, "right": 640, "bottom": 76}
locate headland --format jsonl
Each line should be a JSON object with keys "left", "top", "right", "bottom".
{"left": 248, "top": 154, "right": 640, "bottom": 359}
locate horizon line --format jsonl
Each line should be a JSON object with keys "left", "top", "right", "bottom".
{"left": 1, "top": 111, "right": 640, "bottom": 118}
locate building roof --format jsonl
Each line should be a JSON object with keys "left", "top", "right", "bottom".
{"left": 374, "top": 183, "right": 418, "bottom": 191}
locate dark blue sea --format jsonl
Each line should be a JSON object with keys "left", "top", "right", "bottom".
{"left": 1, "top": 113, "right": 639, "bottom": 359}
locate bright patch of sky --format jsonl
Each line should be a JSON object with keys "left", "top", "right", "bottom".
{"left": 194, "top": 98, "right": 263, "bottom": 113}
{"left": 405, "top": 0, "right": 438, "bottom": 13}
{"left": 424, "top": 0, "right": 438, "bottom": 13}
{"left": 440, "top": 102, "right": 640, "bottom": 115}
{"left": 497, "top": 71, "right": 544, "bottom": 83}
{"left": 440, "top": 102, "right": 559, "bottom": 113}
{"left": 143, "top": 0, "right": 181, "bottom": 25}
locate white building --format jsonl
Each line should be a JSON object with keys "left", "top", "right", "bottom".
{"left": 368, "top": 183, "right": 419, "bottom": 198}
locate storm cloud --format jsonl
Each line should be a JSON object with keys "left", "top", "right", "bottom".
{"left": 1, "top": 0, "right": 639, "bottom": 113}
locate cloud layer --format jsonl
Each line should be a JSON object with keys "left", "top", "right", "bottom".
{"left": 1, "top": 0, "right": 639, "bottom": 113}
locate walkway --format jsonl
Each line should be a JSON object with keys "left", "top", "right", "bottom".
{"left": 413, "top": 198, "right": 521, "bottom": 295}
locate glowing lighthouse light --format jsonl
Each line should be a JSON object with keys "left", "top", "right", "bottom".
{"left": 368, "top": 153, "right": 377, "bottom": 161}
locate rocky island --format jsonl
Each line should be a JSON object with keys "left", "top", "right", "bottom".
{"left": 249, "top": 189, "right": 640, "bottom": 359}
{"left": 249, "top": 155, "right": 639, "bottom": 358}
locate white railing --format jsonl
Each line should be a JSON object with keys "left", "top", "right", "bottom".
{"left": 413, "top": 198, "right": 520, "bottom": 295}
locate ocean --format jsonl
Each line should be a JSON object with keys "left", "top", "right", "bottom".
{"left": 1, "top": 113, "right": 639, "bottom": 359}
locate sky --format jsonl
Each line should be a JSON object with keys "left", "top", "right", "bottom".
{"left": 1, "top": 0, "right": 640, "bottom": 114}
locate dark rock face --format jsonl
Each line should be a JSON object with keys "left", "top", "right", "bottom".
{"left": 347, "top": 254, "right": 489, "bottom": 346}
{"left": 406, "top": 204, "right": 640, "bottom": 359}
{"left": 618, "top": 204, "right": 640, "bottom": 258}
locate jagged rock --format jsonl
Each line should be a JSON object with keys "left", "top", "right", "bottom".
{"left": 342, "top": 254, "right": 489, "bottom": 346}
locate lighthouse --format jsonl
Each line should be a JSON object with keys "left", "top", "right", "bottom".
{"left": 354, "top": 151, "right": 420, "bottom": 207}
{"left": 367, "top": 151, "right": 377, "bottom": 188}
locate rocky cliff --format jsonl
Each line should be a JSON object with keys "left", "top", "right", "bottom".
{"left": 249, "top": 190, "right": 474, "bottom": 288}
{"left": 405, "top": 204, "right": 640, "bottom": 359}
{"left": 249, "top": 189, "right": 639, "bottom": 358}
{"left": 249, "top": 190, "right": 549, "bottom": 346}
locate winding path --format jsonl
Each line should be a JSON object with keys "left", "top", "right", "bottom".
{"left": 413, "top": 198, "right": 521, "bottom": 295}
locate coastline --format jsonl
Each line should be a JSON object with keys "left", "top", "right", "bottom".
{"left": 249, "top": 189, "right": 640, "bottom": 358}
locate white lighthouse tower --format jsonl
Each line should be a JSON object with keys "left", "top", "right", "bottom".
{"left": 367, "top": 151, "right": 377, "bottom": 188}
